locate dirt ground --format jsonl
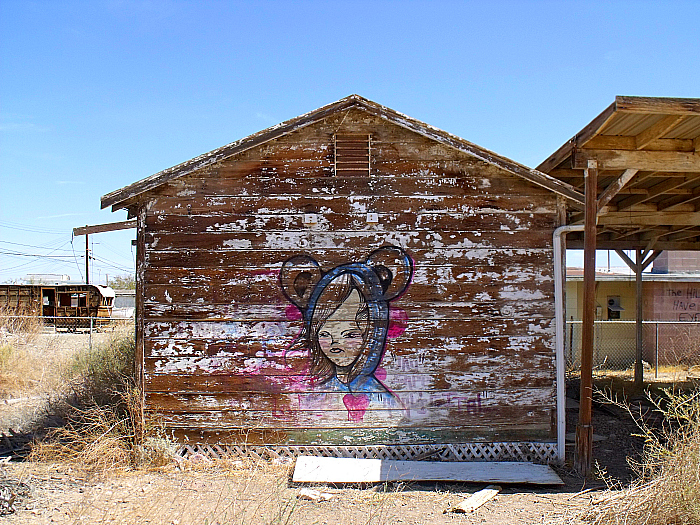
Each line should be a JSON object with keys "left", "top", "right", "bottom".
{"left": 0, "top": 332, "right": 647, "bottom": 525}
{"left": 0, "top": 460, "right": 592, "bottom": 525}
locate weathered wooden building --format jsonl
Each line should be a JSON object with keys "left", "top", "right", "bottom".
{"left": 101, "top": 95, "right": 583, "bottom": 461}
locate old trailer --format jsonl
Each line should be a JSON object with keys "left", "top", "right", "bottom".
{"left": 0, "top": 284, "right": 115, "bottom": 329}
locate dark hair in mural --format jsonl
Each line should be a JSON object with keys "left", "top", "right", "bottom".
{"left": 280, "top": 246, "right": 413, "bottom": 397}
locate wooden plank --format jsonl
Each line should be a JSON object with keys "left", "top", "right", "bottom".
{"left": 596, "top": 169, "right": 638, "bottom": 211}
{"left": 574, "top": 149, "right": 700, "bottom": 172}
{"left": 597, "top": 211, "right": 700, "bottom": 227}
{"left": 635, "top": 115, "right": 687, "bottom": 150}
{"left": 144, "top": 370, "right": 555, "bottom": 393}
{"left": 143, "top": 299, "right": 555, "bottom": 321}
{"left": 144, "top": 246, "right": 553, "bottom": 269}
{"left": 615, "top": 96, "right": 700, "bottom": 116}
{"left": 73, "top": 220, "right": 137, "bottom": 236}
{"left": 615, "top": 176, "right": 694, "bottom": 211}
{"left": 291, "top": 456, "right": 563, "bottom": 485}
{"left": 452, "top": 485, "right": 501, "bottom": 513}
{"left": 165, "top": 424, "right": 554, "bottom": 445}
{"left": 156, "top": 172, "right": 555, "bottom": 199}
{"left": 582, "top": 135, "right": 695, "bottom": 151}
{"left": 150, "top": 193, "right": 558, "bottom": 215}
{"left": 143, "top": 211, "right": 557, "bottom": 235}
{"left": 143, "top": 230, "right": 554, "bottom": 252}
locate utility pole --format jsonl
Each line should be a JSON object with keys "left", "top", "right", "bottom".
{"left": 85, "top": 232, "right": 90, "bottom": 285}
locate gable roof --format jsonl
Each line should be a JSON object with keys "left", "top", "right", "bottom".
{"left": 102, "top": 94, "right": 585, "bottom": 212}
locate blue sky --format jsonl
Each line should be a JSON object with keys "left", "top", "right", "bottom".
{"left": 2, "top": 0, "right": 699, "bottom": 284}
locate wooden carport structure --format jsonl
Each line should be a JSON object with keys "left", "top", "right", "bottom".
{"left": 538, "top": 96, "right": 700, "bottom": 474}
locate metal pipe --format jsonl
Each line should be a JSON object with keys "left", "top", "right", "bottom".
{"left": 553, "top": 223, "right": 584, "bottom": 464}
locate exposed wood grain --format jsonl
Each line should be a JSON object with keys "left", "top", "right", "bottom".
{"left": 149, "top": 194, "right": 558, "bottom": 216}
{"left": 165, "top": 425, "right": 554, "bottom": 446}
{"left": 452, "top": 485, "right": 502, "bottom": 512}
{"left": 118, "top": 105, "right": 564, "bottom": 449}
{"left": 615, "top": 96, "right": 700, "bottom": 116}
{"left": 635, "top": 115, "right": 687, "bottom": 150}
{"left": 574, "top": 149, "right": 700, "bottom": 172}
{"left": 597, "top": 169, "right": 638, "bottom": 211}
{"left": 144, "top": 370, "right": 555, "bottom": 393}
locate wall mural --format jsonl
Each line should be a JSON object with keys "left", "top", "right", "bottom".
{"left": 280, "top": 246, "right": 413, "bottom": 421}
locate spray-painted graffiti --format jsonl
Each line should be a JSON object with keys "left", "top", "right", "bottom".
{"left": 280, "top": 246, "right": 413, "bottom": 420}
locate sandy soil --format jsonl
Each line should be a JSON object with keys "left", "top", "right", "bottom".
{"left": 0, "top": 460, "right": 591, "bottom": 525}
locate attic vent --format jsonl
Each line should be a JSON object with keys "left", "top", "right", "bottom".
{"left": 334, "top": 134, "right": 371, "bottom": 176}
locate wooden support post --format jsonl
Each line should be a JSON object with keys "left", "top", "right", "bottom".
{"left": 85, "top": 232, "right": 90, "bottom": 285}
{"left": 576, "top": 160, "right": 597, "bottom": 476}
{"left": 635, "top": 249, "right": 644, "bottom": 389}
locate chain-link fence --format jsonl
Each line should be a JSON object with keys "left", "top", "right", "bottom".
{"left": 1, "top": 315, "right": 134, "bottom": 353}
{"left": 565, "top": 320, "right": 700, "bottom": 377}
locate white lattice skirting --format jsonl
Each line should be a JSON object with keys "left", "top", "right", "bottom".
{"left": 176, "top": 442, "right": 558, "bottom": 464}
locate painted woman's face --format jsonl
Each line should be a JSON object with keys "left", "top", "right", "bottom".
{"left": 317, "top": 289, "right": 365, "bottom": 367}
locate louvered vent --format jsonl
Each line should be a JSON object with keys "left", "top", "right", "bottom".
{"left": 334, "top": 134, "right": 371, "bottom": 176}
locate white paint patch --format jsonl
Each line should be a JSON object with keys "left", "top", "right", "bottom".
{"left": 223, "top": 239, "right": 252, "bottom": 249}
{"left": 498, "top": 287, "right": 547, "bottom": 300}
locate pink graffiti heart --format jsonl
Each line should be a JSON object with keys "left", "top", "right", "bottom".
{"left": 343, "top": 393, "right": 370, "bottom": 422}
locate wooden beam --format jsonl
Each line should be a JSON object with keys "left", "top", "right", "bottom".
{"left": 597, "top": 169, "right": 638, "bottom": 212}
{"left": 596, "top": 211, "right": 700, "bottom": 227}
{"left": 549, "top": 168, "right": 585, "bottom": 179}
{"left": 615, "top": 176, "right": 693, "bottom": 211}
{"left": 694, "top": 136, "right": 700, "bottom": 153}
{"left": 574, "top": 149, "right": 700, "bottom": 172}
{"left": 642, "top": 250, "right": 663, "bottom": 271}
{"left": 73, "top": 220, "right": 137, "bottom": 236}
{"left": 583, "top": 135, "right": 695, "bottom": 152}
{"left": 657, "top": 188, "right": 700, "bottom": 211}
{"left": 615, "top": 96, "right": 700, "bottom": 116}
{"left": 576, "top": 160, "right": 597, "bottom": 477}
{"left": 635, "top": 249, "right": 643, "bottom": 389}
{"left": 634, "top": 115, "right": 686, "bottom": 150}
{"left": 663, "top": 227, "right": 700, "bottom": 242}
{"left": 569, "top": 239, "right": 700, "bottom": 251}
{"left": 615, "top": 249, "right": 636, "bottom": 271}
{"left": 536, "top": 101, "right": 617, "bottom": 173}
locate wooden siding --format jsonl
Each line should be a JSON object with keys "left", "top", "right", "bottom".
{"left": 139, "top": 109, "right": 558, "bottom": 445}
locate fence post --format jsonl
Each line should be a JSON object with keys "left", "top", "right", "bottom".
{"left": 89, "top": 317, "right": 93, "bottom": 352}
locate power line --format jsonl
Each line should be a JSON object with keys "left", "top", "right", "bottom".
{"left": 0, "top": 220, "right": 65, "bottom": 235}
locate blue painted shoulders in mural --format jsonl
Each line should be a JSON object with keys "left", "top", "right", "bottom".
{"left": 281, "top": 246, "right": 413, "bottom": 411}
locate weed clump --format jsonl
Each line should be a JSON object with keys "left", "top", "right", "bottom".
{"left": 585, "top": 388, "right": 700, "bottom": 525}
{"left": 31, "top": 327, "right": 141, "bottom": 470}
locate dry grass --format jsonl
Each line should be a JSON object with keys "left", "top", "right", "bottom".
{"left": 584, "top": 388, "right": 700, "bottom": 525}
{"left": 29, "top": 326, "right": 141, "bottom": 471}
{"left": 0, "top": 310, "right": 48, "bottom": 397}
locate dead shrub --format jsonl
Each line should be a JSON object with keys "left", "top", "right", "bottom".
{"left": 584, "top": 388, "right": 700, "bottom": 525}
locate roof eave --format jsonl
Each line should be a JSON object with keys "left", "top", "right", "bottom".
{"left": 103, "top": 94, "right": 585, "bottom": 210}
